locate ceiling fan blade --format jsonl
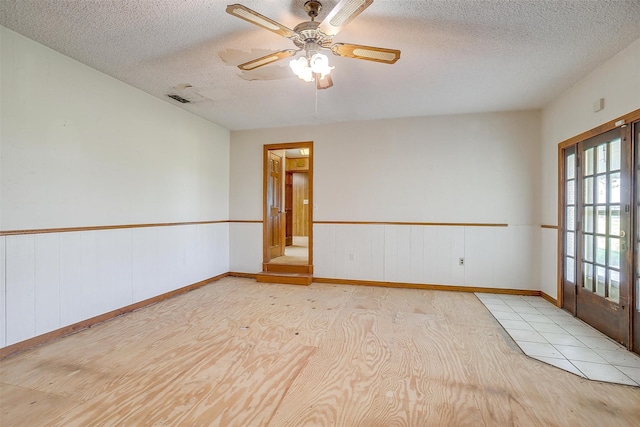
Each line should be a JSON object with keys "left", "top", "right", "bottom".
{"left": 331, "top": 43, "right": 400, "bottom": 64}
{"left": 238, "top": 49, "right": 298, "bottom": 71}
{"left": 226, "top": 4, "right": 296, "bottom": 39}
{"left": 318, "top": 0, "right": 373, "bottom": 36}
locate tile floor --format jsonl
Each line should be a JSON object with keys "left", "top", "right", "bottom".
{"left": 476, "top": 292, "right": 640, "bottom": 387}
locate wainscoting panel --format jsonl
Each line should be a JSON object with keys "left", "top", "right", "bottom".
{"left": 80, "top": 229, "right": 133, "bottom": 320}
{"left": 0, "top": 236, "right": 6, "bottom": 348}
{"left": 6, "top": 235, "right": 36, "bottom": 345}
{"left": 2, "top": 222, "right": 229, "bottom": 350}
{"left": 312, "top": 222, "right": 335, "bottom": 279}
{"left": 464, "top": 225, "right": 540, "bottom": 290}
{"left": 229, "top": 222, "right": 262, "bottom": 273}
{"left": 540, "top": 227, "right": 558, "bottom": 299}
{"left": 312, "top": 223, "right": 539, "bottom": 290}
{"left": 60, "top": 232, "right": 84, "bottom": 327}
{"left": 34, "top": 233, "right": 61, "bottom": 336}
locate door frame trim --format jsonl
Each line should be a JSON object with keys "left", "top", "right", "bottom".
{"left": 262, "top": 141, "right": 314, "bottom": 268}
{"left": 557, "top": 108, "right": 640, "bottom": 353}
{"left": 557, "top": 108, "right": 640, "bottom": 307}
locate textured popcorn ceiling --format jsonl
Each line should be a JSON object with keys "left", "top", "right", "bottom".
{"left": 1, "top": 0, "right": 640, "bottom": 131}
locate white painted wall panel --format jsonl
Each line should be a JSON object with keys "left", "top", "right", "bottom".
{"left": 229, "top": 222, "right": 262, "bottom": 274}
{"left": 34, "top": 233, "right": 60, "bottom": 335}
{"left": 334, "top": 224, "right": 356, "bottom": 280}
{"left": 422, "top": 227, "right": 439, "bottom": 284}
{"left": 81, "top": 230, "right": 132, "bottom": 319}
{"left": 312, "top": 224, "right": 335, "bottom": 278}
{"left": 60, "top": 232, "right": 83, "bottom": 326}
{"left": 0, "top": 236, "right": 6, "bottom": 347}
{"left": 131, "top": 227, "right": 155, "bottom": 303}
{"left": 433, "top": 227, "right": 465, "bottom": 286}
{"left": 541, "top": 228, "right": 558, "bottom": 298}
{"left": 1, "top": 27, "right": 230, "bottom": 231}
{"left": 230, "top": 111, "right": 541, "bottom": 226}
{"left": 211, "top": 223, "right": 230, "bottom": 277}
{"left": 305, "top": 224, "right": 536, "bottom": 289}
{"left": 408, "top": 226, "right": 425, "bottom": 284}
{"left": 6, "top": 235, "right": 35, "bottom": 345}
{"left": 196, "top": 224, "right": 214, "bottom": 281}
{"left": 464, "top": 227, "right": 504, "bottom": 288}
{"left": 358, "top": 225, "right": 384, "bottom": 281}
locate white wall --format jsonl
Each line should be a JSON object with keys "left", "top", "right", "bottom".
{"left": 1, "top": 27, "right": 230, "bottom": 230}
{"left": 540, "top": 36, "right": 640, "bottom": 298}
{"left": 0, "top": 27, "right": 231, "bottom": 349}
{"left": 230, "top": 110, "right": 542, "bottom": 289}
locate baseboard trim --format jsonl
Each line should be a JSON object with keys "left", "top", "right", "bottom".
{"left": 312, "top": 277, "right": 541, "bottom": 296}
{"left": 0, "top": 272, "right": 229, "bottom": 360}
{"left": 541, "top": 291, "right": 559, "bottom": 306}
{"left": 228, "top": 272, "right": 257, "bottom": 279}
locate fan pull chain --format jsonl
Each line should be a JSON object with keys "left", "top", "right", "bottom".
{"left": 315, "top": 83, "right": 318, "bottom": 119}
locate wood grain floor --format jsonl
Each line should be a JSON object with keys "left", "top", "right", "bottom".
{"left": 1, "top": 277, "right": 639, "bottom": 426}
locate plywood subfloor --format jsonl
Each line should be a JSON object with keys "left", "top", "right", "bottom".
{"left": 1, "top": 277, "right": 639, "bottom": 426}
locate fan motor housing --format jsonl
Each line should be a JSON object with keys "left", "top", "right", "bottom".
{"left": 292, "top": 21, "right": 332, "bottom": 48}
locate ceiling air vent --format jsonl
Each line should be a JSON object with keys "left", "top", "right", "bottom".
{"left": 167, "top": 94, "right": 191, "bottom": 103}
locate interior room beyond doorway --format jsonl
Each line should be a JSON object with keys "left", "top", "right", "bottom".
{"left": 265, "top": 145, "right": 311, "bottom": 267}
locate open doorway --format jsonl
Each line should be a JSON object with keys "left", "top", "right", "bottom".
{"left": 262, "top": 141, "right": 313, "bottom": 275}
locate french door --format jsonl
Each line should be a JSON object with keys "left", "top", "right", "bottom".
{"left": 563, "top": 127, "right": 632, "bottom": 347}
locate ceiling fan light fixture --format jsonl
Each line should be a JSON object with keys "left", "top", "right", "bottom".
{"left": 290, "top": 53, "right": 333, "bottom": 82}
{"left": 310, "top": 53, "right": 333, "bottom": 77}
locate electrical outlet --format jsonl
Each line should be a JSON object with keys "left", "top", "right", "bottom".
{"left": 349, "top": 253, "right": 355, "bottom": 261}
{"left": 459, "top": 258, "right": 465, "bottom": 266}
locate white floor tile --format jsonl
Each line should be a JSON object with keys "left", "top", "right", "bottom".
{"left": 531, "top": 356, "right": 585, "bottom": 377}
{"left": 571, "top": 361, "right": 638, "bottom": 386}
{"left": 476, "top": 293, "right": 639, "bottom": 387}
{"left": 560, "top": 324, "right": 604, "bottom": 338}
{"left": 507, "top": 329, "right": 548, "bottom": 344}
{"left": 540, "top": 332, "right": 586, "bottom": 347}
{"left": 529, "top": 322, "right": 567, "bottom": 334}
{"left": 475, "top": 293, "right": 503, "bottom": 302}
{"left": 554, "top": 345, "right": 608, "bottom": 364}
{"left": 491, "top": 311, "right": 523, "bottom": 321}
{"left": 513, "top": 305, "right": 542, "bottom": 314}
{"left": 504, "top": 299, "right": 533, "bottom": 307}
{"left": 536, "top": 307, "right": 566, "bottom": 316}
{"left": 499, "top": 295, "right": 526, "bottom": 301}
{"left": 576, "top": 336, "right": 626, "bottom": 352}
{"left": 484, "top": 303, "right": 515, "bottom": 313}
{"left": 519, "top": 313, "right": 556, "bottom": 324}
{"left": 500, "top": 320, "right": 535, "bottom": 331}
{"left": 616, "top": 366, "right": 640, "bottom": 384}
{"left": 593, "top": 349, "right": 640, "bottom": 368}
{"left": 546, "top": 315, "right": 583, "bottom": 327}
{"left": 517, "top": 341, "right": 564, "bottom": 359}
{"left": 527, "top": 300, "right": 555, "bottom": 308}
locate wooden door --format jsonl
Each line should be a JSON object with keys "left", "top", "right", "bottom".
{"left": 575, "top": 128, "right": 631, "bottom": 346}
{"left": 293, "top": 172, "right": 309, "bottom": 237}
{"left": 267, "top": 152, "right": 284, "bottom": 259}
{"left": 285, "top": 172, "right": 293, "bottom": 246}
{"left": 634, "top": 120, "right": 640, "bottom": 354}
{"left": 561, "top": 145, "right": 578, "bottom": 315}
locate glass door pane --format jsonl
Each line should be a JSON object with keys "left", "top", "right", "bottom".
{"left": 562, "top": 147, "right": 578, "bottom": 313}
{"left": 576, "top": 128, "right": 630, "bottom": 347}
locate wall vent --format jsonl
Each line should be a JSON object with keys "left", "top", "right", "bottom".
{"left": 167, "top": 94, "right": 191, "bottom": 103}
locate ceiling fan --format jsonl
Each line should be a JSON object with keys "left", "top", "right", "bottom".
{"left": 226, "top": 0, "right": 401, "bottom": 89}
